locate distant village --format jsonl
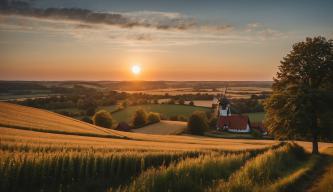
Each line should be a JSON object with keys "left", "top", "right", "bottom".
{"left": 213, "top": 88, "right": 267, "bottom": 135}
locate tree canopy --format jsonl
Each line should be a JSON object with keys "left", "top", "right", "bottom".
{"left": 264, "top": 36, "right": 333, "bottom": 154}
{"left": 188, "top": 111, "right": 208, "bottom": 135}
{"left": 132, "top": 108, "right": 148, "bottom": 128}
{"left": 92, "top": 110, "right": 113, "bottom": 128}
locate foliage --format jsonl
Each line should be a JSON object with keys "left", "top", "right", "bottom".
{"left": 188, "top": 111, "right": 209, "bottom": 135}
{"left": 147, "top": 112, "right": 161, "bottom": 124}
{"left": 132, "top": 108, "right": 148, "bottom": 128}
{"left": 81, "top": 116, "right": 93, "bottom": 124}
{"left": 177, "top": 115, "right": 187, "bottom": 122}
{"left": 168, "top": 99, "right": 176, "bottom": 104}
{"left": 251, "top": 129, "right": 262, "bottom": 139}
{"left": 86, "top": 107, "right": 96, "bottom": 116}
{"left": 168, "top": 115, "right": 187, "bottom": 122}
{"left": 189, "top": 101, "right": 194, "bottom": 106}
{"left": 178, "top": 98, "right": 185, "bottom": 105}
{"left": 93, "top": 110, "right": 113, "bottom": 128}
{"left": 122, "top": 100, "right": 129, "bottom": 108}
{"left": 264, "top": 36, "right": 333, "bottom": 153}
{"left": 231, "top": 98, "right": 264, "bottom": 113}
{"left": 209, "top": 116, "right": 218, "bottom": 128}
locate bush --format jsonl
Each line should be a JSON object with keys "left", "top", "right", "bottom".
{"left": 209, "top": 116, "right": 218, "bottom": 128}
{"left": 189, "top": 101, "right": 194, "bottom": 106}
{"left": 168, "top": 99, "right": 176, "bottom": 104}
{"left": 188, "top": 111, "right": 208, "bottom": 135}
{"left": 147, "top": 112, "right": 161, "bottom": 124}
{"left": 132, "top": 108, "right": 148, "bottom": 128}
{"left": 178, "top": 98, "right": 185, "bottom": 105}
{"left": 122, "top": 100, "right": 129, "bottom": 108}
{"left": 178, "top": 115, "right": 187, "bottom": 122}
{"left": 92, "top": 110, "right": 113, "bottom": 128}
{"left": 251, "top": 129, "right": 262, "bottom": 138}
{"left": 81, "top": 116, "right": 93, "bottom": 124}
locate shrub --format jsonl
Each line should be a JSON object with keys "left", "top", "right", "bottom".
{"left": 178, "top": 98, "right": 185, "bottom": 105}
{"left": 168, "top": 99, "right": 176, "bottom": 104}
{"left": 122, "top": 100, "right": 129, "bottom": 108}
{"left": 178, "top": 115, "right": 187, "bottom": 122}
{"left": 188, "top": 111, "right": 208, "bottom": 135}
{"left": 92, "top": 110, "right": 113, "bottom": 128}
{"left": 189, "top": 101, "right": 194, "bottom": 106}
{"left": 147, "top": 112, "right": 161, "bottom": 124}
{"left": 81, "top": 116, "right": 93, "bottom": 124}
{"left": 132, "top": 108, "right": 148, "bottom": 128}
{"left": 251, "top": 129, "right": 262, "bottom": 138}
{"left": 209, "top": 116, "right": 218, "bottom": 128}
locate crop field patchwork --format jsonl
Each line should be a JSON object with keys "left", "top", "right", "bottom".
{"left": 0, "top": 102, "right": 332, "bottom": 192}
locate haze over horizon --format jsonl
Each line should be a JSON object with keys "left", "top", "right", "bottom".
{"left": 1, "top": 0, "right": 332, "bottom": 81}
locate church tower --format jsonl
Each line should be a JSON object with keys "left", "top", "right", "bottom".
{"left": 218, "top": 87, "right": 231, "bottom": 117}
{"left": 219, "top": 96, "right": 231, "bottom": 117}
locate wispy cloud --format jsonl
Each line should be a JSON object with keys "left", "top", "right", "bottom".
{"left": 0, "top": 0, "right": 198, "bottom": 31}
{"left": 245, "top": 22, "right": 286, "bottom": 39}
{"left": 0, "top": 1, "right": 288, "bottom": 51}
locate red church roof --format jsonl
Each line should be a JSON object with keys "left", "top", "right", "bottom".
{"left": 218, "top": 115, "right": 250, "bottom": 130}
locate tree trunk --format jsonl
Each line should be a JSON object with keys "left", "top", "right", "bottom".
{"left": 312, "top": 134, "right": 319, "bottom": 154}
{"left": 311, "top": 111, "right": 319, "bottom": 154}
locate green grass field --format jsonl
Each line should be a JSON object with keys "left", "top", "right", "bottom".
{"left": 97, "top": 105, "right": 119, "bottom": 112}
{"left": 111, "top": 104, "right": 211, "bottom": 123}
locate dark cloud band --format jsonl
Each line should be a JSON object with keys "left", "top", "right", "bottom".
{"left": 0, "top": 0, "right": 196, "bottom": 30}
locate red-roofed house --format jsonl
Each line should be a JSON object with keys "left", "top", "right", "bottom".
{"left": 218, "top": 115, "right": 251, "bottom": 133}
{"left": 214, "top": 93, "right": 251, "bottom": 133}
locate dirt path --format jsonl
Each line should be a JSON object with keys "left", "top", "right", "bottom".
{"left": 306, "top": 148, "right": 333, "bottom": 192}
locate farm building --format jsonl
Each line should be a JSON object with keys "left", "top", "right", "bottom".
{"left": 215, "top": 90, "right": 251, "bottom": 133}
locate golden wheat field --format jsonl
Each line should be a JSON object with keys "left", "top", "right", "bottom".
{"left": 0, "top": 102, "right": 122, "bottom": 137}
{"left": 1, "top": 102, "right": 333, "bottom": 192}
{"left": 0, "top": 102, "right": 279, "bottom": 150}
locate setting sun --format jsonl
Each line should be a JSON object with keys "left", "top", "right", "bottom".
{"left": 131, "top": 65, "right": 141, "bottom": 75}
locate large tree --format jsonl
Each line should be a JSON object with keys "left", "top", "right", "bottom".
{"left": 264, "top": 36, "right": 333, "bottom": 154}
{"left": 93, "top": 110, "right": 113, "bottom": 128}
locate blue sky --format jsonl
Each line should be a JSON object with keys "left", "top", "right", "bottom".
{"left": 0, "top": 0, "right": 332, "bottom": 80}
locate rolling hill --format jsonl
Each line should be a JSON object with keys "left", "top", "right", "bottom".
{"left": 1, "top": 102, "right": 333, "bottom": 191}
{"left": 0, "top": 102, "right": 277, "bottom": 150}
{"left": 0, "top": 102, "right": 125, "bottom": 137}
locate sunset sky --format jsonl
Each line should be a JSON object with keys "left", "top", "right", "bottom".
{"left": 0, "top": 0, "right": 332, "bottom": 81}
